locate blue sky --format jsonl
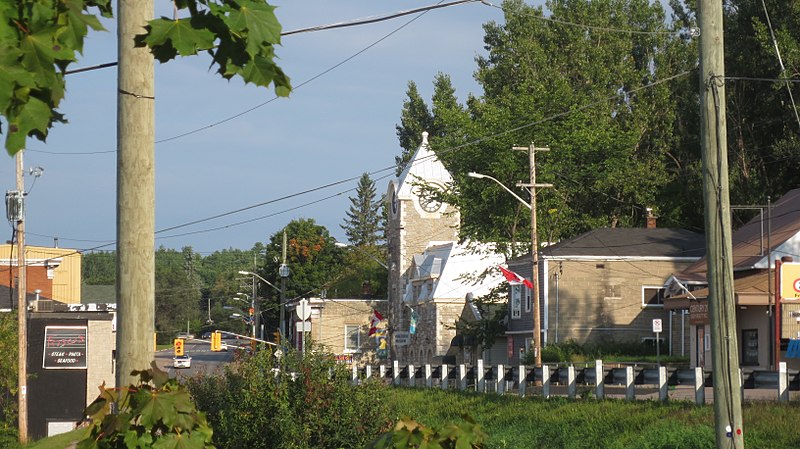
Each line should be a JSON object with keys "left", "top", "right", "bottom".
{"left": 1, "top": 0, "right": 517, "bottom": 255}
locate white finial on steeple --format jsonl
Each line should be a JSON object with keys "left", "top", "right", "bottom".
{"left": 421, "top": 131, "right": 429, "bottom": 145}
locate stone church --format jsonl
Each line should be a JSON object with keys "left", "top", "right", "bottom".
{"left": 385, "top": 132, "right": 505, "bottom": 363}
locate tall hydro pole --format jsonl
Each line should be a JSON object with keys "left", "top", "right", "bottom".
{"left": 116, "top": 0, "right": 156, "bottom": 387}
{"left": 698, "top": 1, "right": 744, "bottom": 447}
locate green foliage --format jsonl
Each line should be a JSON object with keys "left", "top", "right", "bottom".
{"left": 0, "top": 313, "right": 18, "bottom": 442}
{"left": 530, "top": 339, "right": 688, "bottom": 364}
{"left": 187, "top": 345, "right": 391, "bottom": 449}
{"left": 82, "top": 251, "right": 117, "bottom": 285}
{"left": 342, "top": 172, "right": 383, "bottom": 248}
{"left": 367, "top": 415, "right": 486, "bottom": 449}
{"left": 1, "top": 0, "right": 289, "bottom": 155}
{"left": 77, "top": 361, "right": 215, "bottom": 449}
{"left": 135, "top": 0, "right": 290, "bottom": 96}
{"left": 260, "top": 218, "right": 345, "bottom": 300}
{"left": 0, "top": 0, "right": 112, "bottom": 154}
{"left": 452, "top": 284, "right": 507, "bottom": 354}
{"left": 155, "top": 247, "right": 203, "bottom": 344}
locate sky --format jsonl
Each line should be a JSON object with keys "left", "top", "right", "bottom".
{"left": 1, "top": 0, "right": 526, "bottom": 255}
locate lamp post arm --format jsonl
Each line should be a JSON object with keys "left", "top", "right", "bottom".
{"left": 239, "top": 270, "right": 282, "bottom": 293}
{"left": 468, "top": 172, "right": 531, "bottom": 210}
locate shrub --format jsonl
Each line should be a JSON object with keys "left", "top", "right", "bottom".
{"left": 367, "top": 415, "right": 486, "bottom": 449}
{"left": 77, "top": 362, "right": 214, "bottom": 449}
{"left": 188, "top": 344, "right": 392, "bottom": 449}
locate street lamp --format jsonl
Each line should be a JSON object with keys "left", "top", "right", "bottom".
{"left": 468, "top": 170, "right": 547, "bottom": 367}
{"left": 239, "top": 270, "right": 286, "bottom": 338}
{"left": 467, "top": 172, "right": 531, "bottom": 210}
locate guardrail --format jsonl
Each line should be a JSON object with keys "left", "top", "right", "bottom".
{"left": 346, "top": 360, "right": 799, "bottom": 404}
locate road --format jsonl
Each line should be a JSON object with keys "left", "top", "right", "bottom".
{"left": 155, "top": 339, "right": 239, "bottom": 378}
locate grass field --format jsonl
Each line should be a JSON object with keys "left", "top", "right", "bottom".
{"left": 382, "top": 388, "right": 800, "bottom": 449}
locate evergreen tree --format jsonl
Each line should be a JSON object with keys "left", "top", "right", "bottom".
{"left": 395, "top": 81, "right": 434, "bottom": 175}
{"left": 341, "top": 173, "right": 382, "bottom": 247}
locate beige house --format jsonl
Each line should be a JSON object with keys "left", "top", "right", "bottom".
{"left": 287, "top": 297, "right": 388, "bottom": 365}
{"left": 506, "top": 226, "right": 705, "bottom": 364}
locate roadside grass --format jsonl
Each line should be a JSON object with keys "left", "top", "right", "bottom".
{"left": 4, "top": 427, "right": 86, "bottom": 449}
{"left": 383, "top": 387, "right": 800, "bottom": 449}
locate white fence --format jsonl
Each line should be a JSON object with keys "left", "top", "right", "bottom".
{"left": 348, "top": 360, "right": 799, "bottom": 404}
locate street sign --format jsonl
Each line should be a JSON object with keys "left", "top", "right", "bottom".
{"left": 652, "top": 319, "right": 663, "bottom": 333}
{"left": 394, "top": 331, "right": 410, "bottom": 347}
{"left": 296, "top": 299, "right": 311, "bottom": 320}
{"left": 295, "top": 320, "right": 311, "bottom": 332}
{"left": 781, "top": 262, "right": 800, "bottom": 300}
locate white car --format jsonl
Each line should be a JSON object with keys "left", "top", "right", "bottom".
{"left": 173, "top": 355, "right": 192, "bottom": 369}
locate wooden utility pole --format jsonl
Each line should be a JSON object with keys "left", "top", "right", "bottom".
{"left": 514, "top": 144, "right": 552, "bottom": 367}
{"left": 116, "top": 0, "right": 156, "bottom": 387}
{"left": 15, "top": 152, "right": 28, "bottom": 443}
{"left": 698, "top": 1, "right": 744, "bottom": 447}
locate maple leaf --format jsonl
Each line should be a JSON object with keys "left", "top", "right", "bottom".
{"left": 225, "top": 0, "right": 281, "bottom": 57}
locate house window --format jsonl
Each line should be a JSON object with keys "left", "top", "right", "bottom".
{"left": 524, "top": 286, "right": 532, "bottom": 313}
{"left": 344, "top": 325, "right": 360, "bottom": 353}
{"left": 511, "top": 285, "right": 522, "bottom": 319}
{"left": 642, "top": 286, "right": 666, "bottom": 308}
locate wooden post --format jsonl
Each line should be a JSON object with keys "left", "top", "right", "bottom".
{"left": 658, "top": 366, "right": 668, "bottom": 402}
{"left": 625, "top": 366, "right": 635, "bottom": 401}
{"left": 365, "top": 365, "right": 372, "bottom": 380}
{"left": 441, "top": 364, "right": 449, "bottom": 390}
{"left": 476, "top": 359, "right": 485, "bottom": 392}
{"left": 779, "top": 362, "right": 788, "bottom": 402}
{"left": 518, "top": 364, "right": 527, "bottom": 397}
{"left": 497, "top": 364, "right": 506, "bottom": 395}
{"left": 116, "top": 0, "right": 156, "bottom": 388}
{"left": 459, "top": 364, "right": 467, "bottom": 391}
{"left": 595, "top": 360, "right": 605, "bottom": 399}
{"left": 15, "top": 152, "right": 28, "bottom": 443}
{"left": 408, "top": 364, "right": 415, "bottom": 387}
{"left": 425, "top": 364, "right": 432, "bottom": 388}
{"left": 393, "top": 360, "right": 400, "bottom": 386}
{"left": 567, "top": 365, "right": 576, "bottom": 399}
{"left": 542, "top": 365, "right": 551, "bottom": 399}
{"left": 695, "top": 367, "right": 705, "bottom": 405}
{"left": 698, "top": 0, "right": 744, "bottom": 446}
{"left": 379, "top": 364, "right": 386, "bottom": 380}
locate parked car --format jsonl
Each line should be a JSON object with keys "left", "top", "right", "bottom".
{"left": 176, "top": 332, "right": 194, "bottom": 340}
{"left": 173, "top": 355, "right": 192, "bottom": 369}
{"left": 200, "top": 332, "right": 212, "bottom": 339}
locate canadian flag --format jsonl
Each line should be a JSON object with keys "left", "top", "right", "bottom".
{"left": 368, "top": 309, "right": 384, "bottom": 336}
{"left": 499, "top": 266, "right": 534, "bottom": 289}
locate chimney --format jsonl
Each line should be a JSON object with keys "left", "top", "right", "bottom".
{"left": 646, "top": 208, "right": 657, "bottom": 229}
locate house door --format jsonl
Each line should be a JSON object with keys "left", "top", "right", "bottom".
{"left": 696, "top": 326, "right": 705, "bottom": 368}
{"left": 742, "top": 329, "right": 759, "bottom": 366}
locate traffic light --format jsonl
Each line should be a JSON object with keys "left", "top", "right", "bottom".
{"left": 250, "top": 339, "right": 257, "bottom": 352}
{"left": 174, "top": 338, "right": 185, "bottom": 356}
{"left": 273, "top": 329, "right": 281, "bottom": 344}
{"left": 210, "top": 331, "right": 222, "bottom": 351}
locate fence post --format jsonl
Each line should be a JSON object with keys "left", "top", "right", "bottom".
{"left": 365, "top": 365, "right": 372, "bottom": 380}
{"left": 477, "top": 359, "right": 485, "bottom": 392}
{"left": 497, "top": 364, "right": 506, "bottom": 394}
{"left": 567, "top": 365, "right": 576, "bottom": 399}
{"left": 425, "top": 364, "right": 432, "bottom": 388}
{"left": 379, "top": 364, "right": 386, "bottom": 380}
{"left": 658, "top": 366, "right": 668, "bottom": 402}
{"left": 694, "top": 367, "right": 705, "bottom": 405}
{"left": 595, "top": 360, "right": 604, "bottom": 399}
{"left": 441, "top": 364, "right": 449, "bottom": 390}
{"left": 459, "top": 364, "right": 467, "bottom": 391}
{"left": 625, "top": 366, "right": 635, "bottom": 400}
{"left": 518, "top": 364, "right": 527, "bottom": 397}
{"left": 408, "top": 364, "right": 415, "bottom": 387}
{"left": 779, "top": 362, "right": 789, "bottom": 402}
{"left": 393, "top": 360, "right": 400, "bottom": 386}
{"left": 542, "top": 365, "right": 551, "bottom": 399}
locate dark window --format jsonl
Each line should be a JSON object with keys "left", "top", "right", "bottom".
{"left": 643, "top": 287, "right": 665, "bottom": 307}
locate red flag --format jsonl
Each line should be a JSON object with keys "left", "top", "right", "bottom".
{"left": 499, "top": 266, "right": 534, "bottom": 289}
{"left": 368, "top": 309, "right": 384, "bottom": 336}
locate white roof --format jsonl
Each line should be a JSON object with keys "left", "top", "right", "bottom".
{"left": 410, "top": 241, "right": 506, "bottom": 301}
{"left": 394, "top": 132, "right": 453, "bottom": 199}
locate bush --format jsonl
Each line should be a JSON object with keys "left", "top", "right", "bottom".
{"left": 188, "top": 344, "right": 392, "bottom": 449}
